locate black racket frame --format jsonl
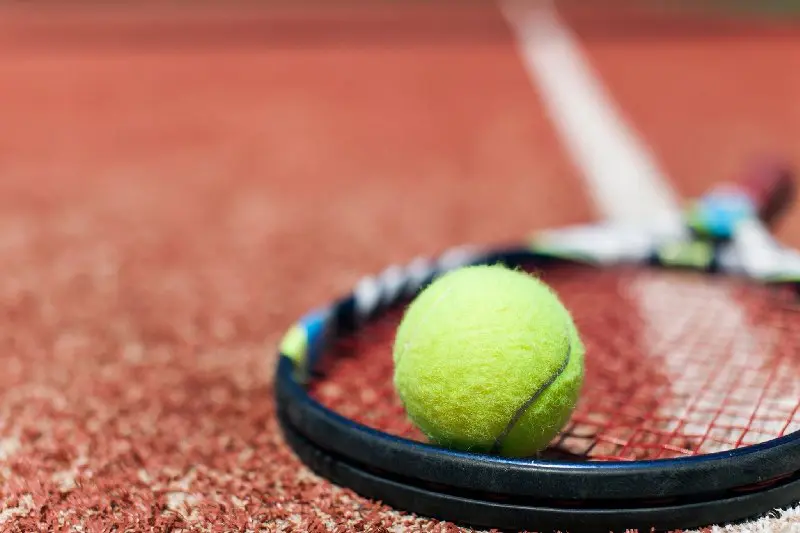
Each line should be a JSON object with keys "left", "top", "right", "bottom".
{"left": 275, "top": 249, "right": 800, "bottom": 532}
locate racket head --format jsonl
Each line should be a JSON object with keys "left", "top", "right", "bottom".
{"left": 275, "top": 248, "right": 800, "bottom": 493}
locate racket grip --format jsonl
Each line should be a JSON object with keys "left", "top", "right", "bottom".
{"left": 688, "top": 157, "right": 795, "bottom": 239}
{"left": 732, "top": 156, "right": 795, "bottom": 224}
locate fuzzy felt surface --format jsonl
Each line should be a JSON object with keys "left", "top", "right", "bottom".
{"left": 393, "top": 265, "right": 584, "bottom": 456}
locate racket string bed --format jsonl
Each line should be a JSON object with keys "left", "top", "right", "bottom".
{"left": 310, "top": 264, "right": 800, "bottom": 462}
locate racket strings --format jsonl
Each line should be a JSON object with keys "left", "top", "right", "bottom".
{"left": 310, "top": 264, "right": 800, "bottom": 461}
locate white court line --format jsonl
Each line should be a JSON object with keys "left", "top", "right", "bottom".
{"left": 499, "top": 0, "right": 771, "bottom": 445}
{"left": 499, "top": 0, "right": 681, "bottom": 224}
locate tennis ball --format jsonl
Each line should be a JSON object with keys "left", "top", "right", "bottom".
{"left": 392, "top": 264, "right": 584, "bottom": 457}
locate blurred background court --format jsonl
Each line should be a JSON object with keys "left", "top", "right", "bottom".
{"left": 0, "top": 1, "right": 799, "bottom": 531}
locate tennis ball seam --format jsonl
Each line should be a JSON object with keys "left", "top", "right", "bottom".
{"left": 490, "top": 329, "right": 572, "bottom": 454}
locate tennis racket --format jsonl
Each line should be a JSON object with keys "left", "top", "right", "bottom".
{"left": 275, "top": 158, "right": 800, "bottom": 532}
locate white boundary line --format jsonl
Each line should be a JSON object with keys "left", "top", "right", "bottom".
{"left": 500, "top": 0, "right": 681, "bottom": 224}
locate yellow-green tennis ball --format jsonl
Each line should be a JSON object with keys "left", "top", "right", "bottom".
{"left": 393, "top": 264, "right": 584, "bottom": 457}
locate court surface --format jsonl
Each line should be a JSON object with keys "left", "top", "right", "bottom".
{"left": 0, "top": 2, "right": 798, "bottom": 531}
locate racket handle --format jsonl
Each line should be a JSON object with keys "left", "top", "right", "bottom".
{"left": 734, "top": 156, "right": 795, "bottom": 224}
{"left": 688, "top": 157, "right": 796, "bottom": 239}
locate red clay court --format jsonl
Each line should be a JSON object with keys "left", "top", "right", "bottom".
{"left": 0, "top": 2, "right": 799, "bottom": 531}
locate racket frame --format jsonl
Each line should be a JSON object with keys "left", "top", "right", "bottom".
{"left": 275, "top": 244, "right": 800, "bottom": 532}
{"left": 274, "top": 168, "right": 800, "bottom": 531}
